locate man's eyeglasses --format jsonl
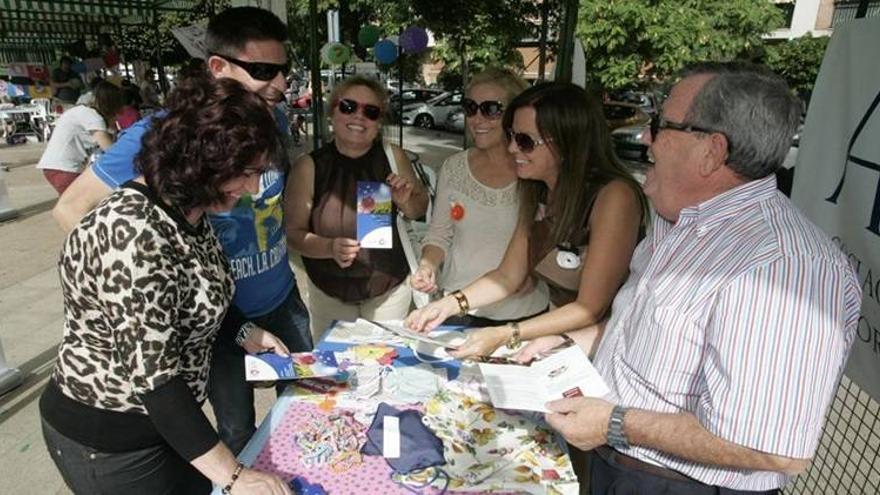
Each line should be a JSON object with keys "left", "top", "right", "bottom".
{"left": 650, "top": 114, "right": 723, "bottom": 142}
{"left": 462, "top": 98, "right": 504, "bottom": 119}
{"left": 210, "top": 53, "right": 290, "bottom": 82}
{"left": 338, "top": 98, "right": 383, "bottom": 121}
{"left": 507, "top": 129, "right": 551, "bottom": 153}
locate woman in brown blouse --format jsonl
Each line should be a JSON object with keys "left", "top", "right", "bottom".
{"left": 406, "top": 82, "right": 647, "bottom": 360}
{"left": 285, "top": 76, "right": 428, "bottom": 338}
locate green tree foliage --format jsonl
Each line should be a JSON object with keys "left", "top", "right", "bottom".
{"left": 287, "top": 0, "right": 548, "bottom": 89}
{"left": 411, "top": 0, "right": 540, "bottom": 87}
{"left": 119, "top": 0, "right": 229, "bottom": 65}
{"left": 764, "top": 35, "right": 829, "bottom": 96}
{"left": 577, "top": 0, "right": 783, "bottom": 90}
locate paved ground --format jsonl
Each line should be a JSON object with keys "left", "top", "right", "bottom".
{"left": 0, "top": 127, "right": 464, "bottom": 494}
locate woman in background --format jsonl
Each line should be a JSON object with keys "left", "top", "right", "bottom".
{"left": 37, "top": 81, "right": 123, "bottom": 194}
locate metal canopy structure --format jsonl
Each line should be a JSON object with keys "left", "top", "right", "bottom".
{"left": 0, "top": 0, "right": 200, "bottom": 62}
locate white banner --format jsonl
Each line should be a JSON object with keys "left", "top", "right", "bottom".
{"left": 791, "top": 17, "right": 880, "bottom": 400}
{"left": 171, "top": 24, "right": 208, "bottom": 59}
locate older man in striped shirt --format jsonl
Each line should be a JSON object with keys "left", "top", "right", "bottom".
{"left": 539, "top": 63, "right": 862, "bottom": 494}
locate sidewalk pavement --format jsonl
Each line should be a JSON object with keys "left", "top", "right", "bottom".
{"left": 0, "top": 128, "right": 463, "bottom": 493}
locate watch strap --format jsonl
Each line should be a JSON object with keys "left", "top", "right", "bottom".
{"left": 607, "top": 404, "right": 630, "bottom": 450}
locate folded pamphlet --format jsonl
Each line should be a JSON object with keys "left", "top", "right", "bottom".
{"left": 479, "top": 345, "right": 610, "bottom": 412}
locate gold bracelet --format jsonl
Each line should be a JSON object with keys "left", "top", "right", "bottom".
{"left": 221, "top": 462, "right": 244, "bottom": 494}
{"left": 451, "top": 290, "right": 470, "bottom": 316}
{"left": 506, "top": 322, "right": 522, "bottom": 349}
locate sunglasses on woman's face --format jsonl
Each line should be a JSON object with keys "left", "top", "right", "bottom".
{"left": 462, "top": 98, "right": 504, "bottom": 119}
{"left": 211, "top": 53, "right": 290, "bottom": 82}
{"left": 338, "top": 98, "right": 383, "bottom": 121}
{"left": 506, "top": 129, "right": 551, "bottom": 153}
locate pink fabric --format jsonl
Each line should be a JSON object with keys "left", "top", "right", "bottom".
{"left": 252, "top": 400, "right": 416, "bottom": 493}
{"left": 251, "top": 399, "right": 516, "bottom": 494}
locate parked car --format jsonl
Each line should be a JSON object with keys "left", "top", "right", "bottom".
{"left": 388, "top": 88, "right": 444, "bottom": 120}
{"left": 604, "top": 101, "right": 649, "bottom": 131}
{"left": 612, "top": 124, "right": 650, "bottom": 162}
{"left": 610, "top": 90, "right": 661, "bottom": 115}
{"left": 603, "top": 101, "right": 650, "bottom": 162}
{"left": 444, "top": 107, "right": 465, "bottom": 133}
{"left": 401, "top": 91, "right": 463, "bottom": 129}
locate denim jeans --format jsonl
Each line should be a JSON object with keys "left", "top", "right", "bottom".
{"left": 208, "top": 284, "right": 312, "bottom": 455}
{"left": 41, "top": 419, "right": 210, "bottom": 495}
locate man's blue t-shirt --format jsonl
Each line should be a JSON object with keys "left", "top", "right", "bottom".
{"left": 91, "top": 108, "right": 295, "bottom": 318}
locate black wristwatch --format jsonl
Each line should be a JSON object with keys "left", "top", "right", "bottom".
{"left": 607, "top": 405, "right": 630, "bottom": 450}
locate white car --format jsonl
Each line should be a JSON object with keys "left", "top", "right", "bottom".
{"left": 401, "top": 91, "right": 462, "bottom": 129}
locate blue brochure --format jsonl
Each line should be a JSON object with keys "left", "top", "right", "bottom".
{"left": 356, "top": 181, "right": 393, "bottom": 249}
{"left": 244, "top": 351, "right": 340, "bottom": 381}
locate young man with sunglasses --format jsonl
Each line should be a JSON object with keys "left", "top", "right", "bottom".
{"left": 51, "top": 7, "right": 314, "bottom": 457}
{"left": 530, "top": 63, "right": 860, "bottom": 494}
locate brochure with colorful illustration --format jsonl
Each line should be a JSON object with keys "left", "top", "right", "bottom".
{"left": 356, "top": 181, "right": 393, "bottom": 249}
{"left": 478, "top": 345, "right": 610, "bottom": 412}
{"left": 244, "top": 351, "right": 340, "bottom": 381}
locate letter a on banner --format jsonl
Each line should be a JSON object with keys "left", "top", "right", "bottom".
{"left": 792, "top": 17, "right": 880, "bottom": 400}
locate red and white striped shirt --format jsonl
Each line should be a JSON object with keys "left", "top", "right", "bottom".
{"left": 593, "top": 175, "right": 862, "bottom": 490}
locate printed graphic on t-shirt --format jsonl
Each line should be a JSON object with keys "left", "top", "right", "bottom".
{"left": 211, "top": 169, "right": 287, "bottom": 281}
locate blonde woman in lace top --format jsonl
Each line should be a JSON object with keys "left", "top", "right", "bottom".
{"left": 411, "top": 68, "right": 549, "bottom": 324}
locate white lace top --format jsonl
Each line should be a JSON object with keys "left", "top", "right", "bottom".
{"left": 422, "top": 150, "right": 548, "bottom": 320}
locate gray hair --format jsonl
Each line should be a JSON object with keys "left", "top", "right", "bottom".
{"left": 681, "top": 62, "right": 801, "bottom": 180}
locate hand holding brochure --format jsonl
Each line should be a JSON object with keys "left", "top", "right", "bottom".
{"left": 244, "top": 351, "right": 340, "bottom": 381}
{"left": 478, "top": 345, "right": 609, "bottom": 412}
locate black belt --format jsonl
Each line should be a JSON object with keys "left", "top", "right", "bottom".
{"left": 595, "top": 445, "right": 692, "bottom": 483}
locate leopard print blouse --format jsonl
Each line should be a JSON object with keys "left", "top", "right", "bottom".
{"left": 52, "top": 183, "right": 234, "bottom": 414}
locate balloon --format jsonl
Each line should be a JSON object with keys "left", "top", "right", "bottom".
{"left": 357, "top": 25, "right": 381, "bottom": 47}
{"left": 71, "top": 61, "right": 87, "bottom": 73}
{"left": 321, "top": 42, "right": 351, "bottom": 66}
{"left": 373, "top": 39, "right": 398, "bottom": 64}
{"left": 400, "top": 26, "right": 428, "bottom": 54}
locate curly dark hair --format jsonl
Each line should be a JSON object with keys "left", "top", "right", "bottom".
{"left": 135, "top": 76, "right": 282, "bottom": 212}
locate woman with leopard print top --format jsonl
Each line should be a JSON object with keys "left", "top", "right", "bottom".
{"left": 39, "top": 76, "right": 292, "bottom": 495}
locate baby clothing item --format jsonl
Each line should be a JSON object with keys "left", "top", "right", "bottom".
{"left": 422, "top": 389, "right": 579, "bottom": 494}
{"left": 362, "top": 402, "right": 446, "bottom": 474}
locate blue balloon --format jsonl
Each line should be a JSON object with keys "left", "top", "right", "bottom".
{"left": 373, "top": 39, "right": 398, "bottom": 64}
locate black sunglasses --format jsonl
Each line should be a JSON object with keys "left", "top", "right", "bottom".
{"left": 650, "top": 114, "right": 723, "bottom": 142}
{"left": 462, "top": 97, "right": 504, "bottom": 119}
{"left": 506, "top": 129, "right": 551, "bottom": 153}
{"left": 211, "top": 53, "right": 290, "bottom": 82}
{"left": 338, "top": 98, "right": 383, "bottom": 121}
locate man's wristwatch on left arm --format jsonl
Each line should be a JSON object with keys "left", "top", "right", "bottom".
{"left": 606, "top": 404, "right": 630, "bottom": 450}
